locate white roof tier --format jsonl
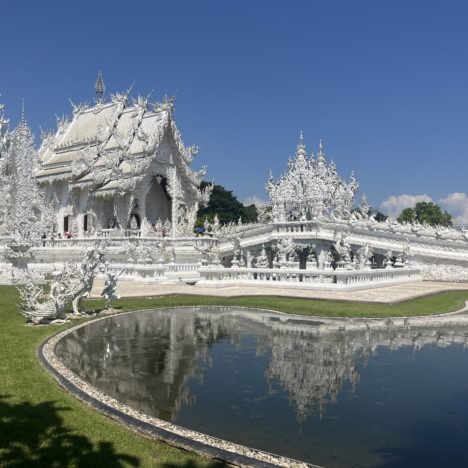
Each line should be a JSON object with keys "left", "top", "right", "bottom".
{"left": 36, "top": 97, "right": 200, "bottom": 196}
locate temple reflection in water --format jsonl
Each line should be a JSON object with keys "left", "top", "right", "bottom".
{"left": 56, "top": 307, "right": 468, "bottom": 424}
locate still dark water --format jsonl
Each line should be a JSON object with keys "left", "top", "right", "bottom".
{"left": 55, "top": 307, "right": 468, "bottom": 467}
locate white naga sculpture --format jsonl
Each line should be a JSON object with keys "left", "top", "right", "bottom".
{"left": 18, "top": 272, "right": 69, "bottom": 324}
{"left": 17, "top": 243, "right": 107, "bottom": 323}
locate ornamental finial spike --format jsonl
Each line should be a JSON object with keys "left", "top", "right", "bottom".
{"left": 95, "top": 71, "right": 105, "bottom": 104}
{"left": 20, "top": 99, "right": 26, "bottom": 125}
{"left": 317, "top": 139, "right": 325, "bottom": 161}
{"left": 296, "top": 130, "right": 307, "bottom": 158}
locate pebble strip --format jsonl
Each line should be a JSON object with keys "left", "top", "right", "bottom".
{"left": 39, "top": 308, "right": 321, "bottom": 468}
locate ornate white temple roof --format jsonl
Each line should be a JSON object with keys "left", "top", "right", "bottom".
{"left": 36, "top": 92, "right": 202, "bottom": 197}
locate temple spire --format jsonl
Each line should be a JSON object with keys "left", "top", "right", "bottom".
{"left": 95, "top": 71, "right": 105, "bottom": 104}
{"left": 20, "top": 99, "right": 26, "bottom": 126}
{"left": 317, "top": 139, "right": 325, "bottom": 162}
{"left": 296, "top": 130, "right": 307, "bottom": 158}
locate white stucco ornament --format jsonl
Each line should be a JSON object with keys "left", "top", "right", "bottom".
{"left": 266, "top": 134, "right": 358, "bottom": 222}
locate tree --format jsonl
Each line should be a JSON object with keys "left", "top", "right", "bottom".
{"left": 373, "top": 210, "right": 388, "bottom": 222}
{"left": 196, "top": 182, "right": 258, "bottom": 226}
{"left": 397, "top": 207, "right": 416, "bottom": 224}
{"left": 397, "top": 201, "right": 452, "bottom": 227}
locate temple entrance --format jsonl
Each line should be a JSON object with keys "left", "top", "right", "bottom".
{"left": 145, "top": 176, "right": 171, "bottom": 225}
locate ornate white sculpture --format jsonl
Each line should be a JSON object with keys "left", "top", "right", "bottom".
{"left": 17, "top": 243, "right": 107, "bottom": 322}
{"left": 306, "top": 246, "right": 318, "bottom": 270}
{"left": 18, "top": 272, "right": 69, "bottom": 324}
{"left": 67, "top": 244, "right": 106, "bottom": 315}
{"left": 195, "top": 237, "right": 220, "bottom": 267}
{"left": 322, "top": 250, "right": 334, "bottom": 270}
{"left": 384, "top": 250, "right": 394, "bottom": 269}
{"left": 266, "top": 134, "right": 359, "bottom": 221}
{"left": 100, "top": 262, "right": 123, "bottom": 310}
{"left": 0, "top": 103, "right": 44, "bottom": 240}
{"left": 230, "top": 237, "right": 242, "bottom": 268}
{"left": 126, "top": 240, "right": 153, "bottom": 264}
{"left": 254, "top": 245, "right": 270, "bottom": 268}
{"left": 356, "top": 244, "right": 373, "bottom": 270}
{"left": 422, "top": 264, "right": 468, "bottom": 282}
{"left": 274, "top": 238, "right": 295, "bottom": 268}
{"left": 333, "top": 232, "right": 352, "bottom": 268}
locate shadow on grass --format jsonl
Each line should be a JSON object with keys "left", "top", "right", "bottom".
{"left": 161, "top": 461, "right": 226, "bottom": 468}
{"left": 0, "top": 394, "right": 140, "bottom": 467}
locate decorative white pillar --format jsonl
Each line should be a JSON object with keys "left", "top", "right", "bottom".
{"left": 167, "top": 166, "right": 181, "bottom": 238}
{"left": 138, "top": 178, "right": 152, "bottom": 237}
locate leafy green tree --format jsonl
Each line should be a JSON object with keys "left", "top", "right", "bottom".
{"left": 196, "top": 182, "right": 258, "bottom": 226}
{"left": 372, "top": 210, "right": 388, "bottom": 222}
{"left": 397, "top": 207, "right": 416, "bottom": 224}
{"left": 397, "top": 201, "right": 452, "bottom": 227}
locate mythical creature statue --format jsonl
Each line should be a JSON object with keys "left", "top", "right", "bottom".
{"left": 194, "top": 237, "right": 220, "bottom": 267}
{"left": 323, "top": 250, "right": 334, "bottom": 270}
{"left": 18, "top": 271, "right": 69, "bottom": 324}
{"left": 356, "top": 244, "right": 373, "bottom": 270}
{"left": 126, "top": 240, "right": 153, "bottom": 263}
{"left": 384, "top": 250, "right": 394, "bottom": 268}
{"left": 256, "top": 204, "right": 273, "bottom": 223}
{"left": 333, "top": 232, "right": 351, "bottom": 261}
{"left": 67, "top": 244, "right": 106, "bottom": 315}
{"left": 254, "top": 245, "right": 270, "bottom": 268}
{"left": 100, "top": 262, "right": 123, "bottom": 310}
{"left": 274, "top": 238, "right": 295, "bottom": 267}
{"left": 306, "top": 245, "right": 318, "bottom": 270}
{"left": 230, "top": 237, "right": 242, "bottom": 268}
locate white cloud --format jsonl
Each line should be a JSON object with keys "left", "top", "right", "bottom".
{"left": 380, "top": 194, "right": 433, "bottom": 217}
{"left": 439, "top": 192, "right": 468, "bottom": 225}
{"left": 243, "top": 196, "right": 267, "bottom": 206}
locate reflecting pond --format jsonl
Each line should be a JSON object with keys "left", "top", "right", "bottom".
{"left": 55, "top": 307, "right": 468, "bottom": 467}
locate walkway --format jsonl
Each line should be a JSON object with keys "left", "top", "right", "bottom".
{"left": 90, "top": 280, "right": 468, "bottom": 304}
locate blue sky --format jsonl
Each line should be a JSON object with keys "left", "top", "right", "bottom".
{"left": 1, "top": 0, "right": 467, "bottom": 221}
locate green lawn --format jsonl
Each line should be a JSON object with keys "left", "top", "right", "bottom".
{"left": 0, "top": 286, "right": 224, "bottom": 468}
{"left": 90, "top": 289, "right": 468, "bottom": 318}
{"left": 1, "top": 285, "right": 468, "bottom": 467}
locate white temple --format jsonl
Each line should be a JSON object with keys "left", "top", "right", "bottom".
{"left": 1, "top": 76, "right": 468, "bottom": 288}
{"left": 35, "top": 75, "right": 211, "bottom": 239}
